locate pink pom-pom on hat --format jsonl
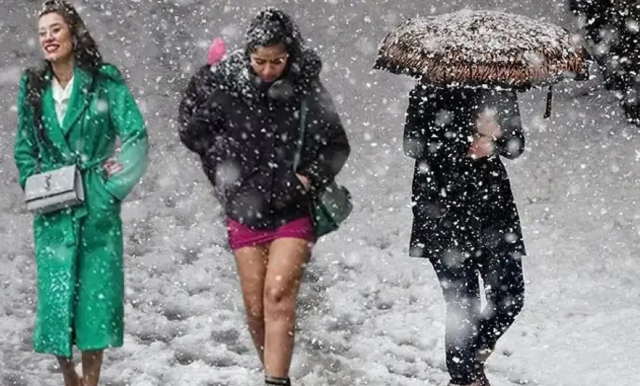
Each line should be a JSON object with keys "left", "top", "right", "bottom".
{"left": 207, "top": 37, "right": 226, "bottom": 65}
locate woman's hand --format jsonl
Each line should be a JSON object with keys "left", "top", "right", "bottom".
{"left": 467, "top": 135, "right": 495, "bottom": 160}
{"left": 103, "top": 158, "right": 123, "bottom": 178}
{"left": 468, "top": 112, "right": 502, "bottom": 160}
{"left": 476, "top": 111, "right": 503, "bottom": 139}
{"left": 296, "top": 174, "right": 311, "bottom": 190}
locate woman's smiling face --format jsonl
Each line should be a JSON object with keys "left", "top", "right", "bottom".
{"left": 38, "top": 12, "right": 74, "bottom": 63}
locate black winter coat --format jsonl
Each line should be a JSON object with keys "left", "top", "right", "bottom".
{"left": 404, "top": 84, "right": 526, "bottom": 260}
{"left": 181, "top": 50, "right": 350, "bottom": 229}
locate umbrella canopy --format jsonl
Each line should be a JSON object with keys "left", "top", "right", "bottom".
{"left": 374, "top": 10, "right": 588, "bottom": 89}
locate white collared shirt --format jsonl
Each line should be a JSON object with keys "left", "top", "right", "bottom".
{"left": 51, "top": 76, "right": 74, "bottom": 126}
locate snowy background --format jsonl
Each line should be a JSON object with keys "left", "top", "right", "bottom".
{"left": 1, "top": 0, "right": 639, "bottom": 385}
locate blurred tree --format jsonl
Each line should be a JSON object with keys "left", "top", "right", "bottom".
{"left": 569, "top": 0, "right": 640, "bottom": 125}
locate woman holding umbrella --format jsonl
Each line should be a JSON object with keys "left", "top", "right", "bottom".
{"left": 375, "top": 10, "right": 587, "bottom": 386}
{"left": 404, "top": 82, "right": 526, "bottom": 386}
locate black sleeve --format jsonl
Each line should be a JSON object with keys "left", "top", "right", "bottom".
{"left": 178, "top": 66, "right": 219, "bottom": 155}
{"left": 403, "top": 85, "right": 471, "bottom": 167}
{"left": 178, "top": 72, "right": 199, "bottom": 131}
{"left": 494, "top": 91, "right": 525, "bottom": 160}
{"left": 403, "top": 85, "right": 434, "bottom": 159}
{"left": 179, "top": 88, "right": 225, "bottom": 157}
{"left": 298, "top": 81, "right": 350, "bottom": 192}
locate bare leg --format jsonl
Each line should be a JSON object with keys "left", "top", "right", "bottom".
{"left": 263, "top": 238, "right": 310, "bottom": 378}
{"left": 234, "top": 245, "right": 269, "bottom": 364}
{"left": 56, "top": 356, "right": 81, "bottom": 386}
{"left": 81, "top": 350, "right": 103, "bottom": 386}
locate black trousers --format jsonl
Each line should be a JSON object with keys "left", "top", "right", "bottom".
{"left": 430, "top": 251, "right": 525, "bottom": 385}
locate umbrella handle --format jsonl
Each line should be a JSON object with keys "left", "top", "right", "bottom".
{"left": 544, "top": 86, "right": 553, "bottom": 119}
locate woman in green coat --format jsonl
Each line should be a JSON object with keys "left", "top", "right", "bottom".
{"left": 13, "top": 1, "right": 148, "bottom": 385}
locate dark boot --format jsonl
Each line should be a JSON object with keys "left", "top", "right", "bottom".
{"left": 474, "top": 347, "right": 492, "bottom": 386}
{"left": 476, "top": 369, "right": 491, "bottom": 386}
{"left": 265, "top": 375, "right": 291, "bottom": 386}
{"left": 447, "top": 381, "right": 481, "bottom": 386}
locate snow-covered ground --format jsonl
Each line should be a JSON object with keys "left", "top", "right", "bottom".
{"left": 1, "top": 1, "right": 639, "bottom": 385}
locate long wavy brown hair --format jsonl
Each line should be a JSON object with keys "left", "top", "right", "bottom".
{"left": 25, "top": 0, "right": 103, "bottom": 145}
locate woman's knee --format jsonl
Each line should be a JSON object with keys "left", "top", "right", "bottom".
{"left": 263, "top": 285, "right": 296, "bottom": 320}
{"left": 489, "top": 288, "right": 524, "bottom": 321}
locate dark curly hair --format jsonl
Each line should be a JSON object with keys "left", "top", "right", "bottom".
{"left": 245, "top": 8, "right": 304, "bottom": 61}
{"left": 25, "top": 0, "right": 103, "bottom": 145}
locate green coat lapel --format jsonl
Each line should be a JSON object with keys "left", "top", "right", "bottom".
{"left": 61, "top": 66, "right": 93, "bottom": 136}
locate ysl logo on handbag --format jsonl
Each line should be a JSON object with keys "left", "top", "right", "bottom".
{"left": 44, "top": 175, "right": 52, "bottom": 191}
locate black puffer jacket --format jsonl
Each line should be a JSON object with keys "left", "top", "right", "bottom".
{"left": 181, "top": 47, "right": 350, "bottom": 229}
{"left": 178, "top": 63, "right": 223, "bottom": 199}
{"left": 179, "top": 63, "right": 218, "bottom": 133}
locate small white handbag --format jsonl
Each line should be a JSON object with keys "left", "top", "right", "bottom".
{"left": 24, "top": 165, "right": 85, "bottom": 214}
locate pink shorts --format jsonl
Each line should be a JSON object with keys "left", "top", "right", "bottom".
{"left": 226, "top": 217, "right": 315, "bottom": 250}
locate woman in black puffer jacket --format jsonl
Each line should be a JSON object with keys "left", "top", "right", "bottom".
{"left": 180, "top": 8, "right": 350, "bottom": 386}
